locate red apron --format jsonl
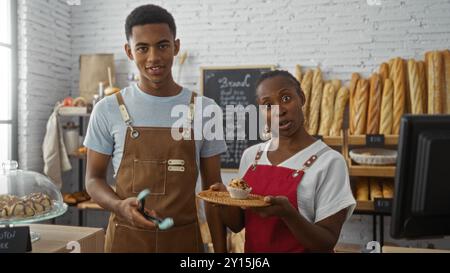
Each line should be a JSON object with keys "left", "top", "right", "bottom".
{"left": 243, "top": 143, "right": 330, "bottom": 253}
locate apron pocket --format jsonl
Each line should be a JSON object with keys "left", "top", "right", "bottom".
{"left": 133, "top": 159, "right": 167, "bottom": 194}
{"left": 156, "top": 222, "right": 203, "bottom": 253}
{"left": 110, "top": 223, "right": 157, "bottom": 253}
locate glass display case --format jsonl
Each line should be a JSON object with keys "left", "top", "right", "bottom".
{"left": 0, "top": 161, "right": 68, "bottom": 243}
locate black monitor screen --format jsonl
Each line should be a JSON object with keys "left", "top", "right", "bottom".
{"left": 391, "top": 115, "right": 450, "bottom": 239}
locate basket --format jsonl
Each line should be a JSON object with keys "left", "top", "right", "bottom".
{"left": 349, "top": 148, "right": 397, "bottom": 166}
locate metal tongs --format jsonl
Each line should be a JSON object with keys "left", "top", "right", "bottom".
{"left": 137, "top": 189, "right": 174, "bottom": 231}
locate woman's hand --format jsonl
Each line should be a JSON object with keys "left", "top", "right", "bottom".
{"left": 115, "top": 197, "right": 158, "bottom": 230}
{"left": 249, "top": 196, "right": 296, "bottom": 219}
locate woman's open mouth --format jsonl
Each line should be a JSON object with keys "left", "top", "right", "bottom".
{"left": 279, "top": 120, "right": 292, "bottom": 131}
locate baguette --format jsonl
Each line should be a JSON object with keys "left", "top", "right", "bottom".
{"left": 318, "top": 83, "right": 337, "bottom": 136}
{"left": 308, "top": 68, "right": 324, "bottom": 135}
{"left": 389, "top": 58, "right": 396, "bottom": 80}
{"left": 379, "top": 62, "right": 390, "bottom": 86}
{"left": 379, "top": 79, "right": 394, "bottom": 135}
{"left": 426, "top": 51, "right": 445, "bottom": 114}
{"left": 349, "top": 73, "right": 361, "bottom": 135}
{"left": 367, "top": 74, "right": 382, "bottom": 134}
{"left": 392, "top": 58, "right": 406, "bottom": 135}
{"left": 407, "top": 59, "right": 425, "bottom": 114}
{"left": 382, "top": 180, "right": 395, "bottom": 199}
{"left": 331, "top": 79, "right": 342, "bottom": 94}
{"left": 295, "top": 65, "right": 303, "bottom": 83}
{"left": 353, "top": 79, "right": 369, "bottom": 135}
{"left": 330, "top": 87, "right": 350, "bottom": 136}
{"left": 356, "top": 178, "right": 370, "bottom": 201}
{"left": 404, "top": 59, "right": 412, "bottom": 114}
{"left": 370, "top": 179, "right": 383, "bottom": 201}
{"left": 443, "top": 50, "right": 450, "bottom": 114}
{"left": 417, "top": 60, "right": 428, "bottom": 113}
{"left": 301, "top": 70, "right": 314, "bottom": 129}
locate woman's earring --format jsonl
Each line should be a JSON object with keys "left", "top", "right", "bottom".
{"left": 262, "top": 124, "right": 272, "bottom": 140}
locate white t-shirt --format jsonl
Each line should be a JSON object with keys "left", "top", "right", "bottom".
{"left": 238, "top": 140, "right": 356, "bottom": 223}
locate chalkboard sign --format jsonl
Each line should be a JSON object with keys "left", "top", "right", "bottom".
{"left": 201, "top": 66, "right": 274, "bottom": 170}
{"left": 0, "top": 226, "right": 32, "bottom": 253}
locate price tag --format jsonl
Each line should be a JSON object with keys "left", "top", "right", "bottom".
{"left": 366, "top": 134, "right": 385, "bottom": 147}
{"left": 0, "top": 226, "right": 32, "bottom": 253}
{"left": 374, "top": 198, "right": 393, "bottom": 214}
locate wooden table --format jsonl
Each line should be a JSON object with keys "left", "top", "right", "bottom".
{"left": 30, "top": 224, "right": 105, "bottom": 253}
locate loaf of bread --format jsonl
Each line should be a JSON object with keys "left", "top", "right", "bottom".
{"left": 353, "top": 79, "right": 369, "bottom": 135}
{"left": 330, "top": 87, "right": 350, "bottom": 137}
{"left": 379, "top": 62, "right": 390, "bottom": 86}
{"left": 318, "top": 83, "right": 336, "bottom": 136}
{"left": 382, "top": 180, "right": 395, "bottom": 199}
{"left": 443, "top": 50, "right": 450, "bottom": 114}
{"left": 370, "top": 179, "right": 383, "bottom": 201}
{"left": 392, "top": 58, "right": 406, "bottom": 135}
{"left": 417, "top": 60, "right": 428, "bottom": 114}
{"left": 356, "top": 178, "right": 370, "bottom": 201}
{"left": 379, "top": 79, "right": 394, "bottom": 135}
{"left": 308, "top": 68, "right": 324, "bottom": 135}
{"left": 407, "top": 59, "right": 425, "bottom": 114}
{"left": 301, "top": 70, "right": 314, "bottom": 128}
{"left": 389, "top": 58, "right": 396, "bottom": 80}
{"left": 295, "top": 65, "right": 303, "bottom": 83}
{"left": 331, "top": 79, "right": 342, "bottom": 94}
{"left": 404, "top": 59, "right": 412, "bottom": 114}
{"left": 367, "top": 74, "right": 382, "bottom": 135}
{"left": 426, "top": 51, "right": 445, "bottom": 114}
{"left": 349, "top": 73, "right": 361, "bottom": 135}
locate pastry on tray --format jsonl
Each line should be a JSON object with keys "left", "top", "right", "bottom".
{"left": 0, "top": 193, "right": 54, "bottom": 220}
{"left": 227, "top": 178, "right": 252, "bottom": 200}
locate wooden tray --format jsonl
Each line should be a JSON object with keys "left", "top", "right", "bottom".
{"left": 197, "top": 190, "right": 270, "bottom": 208}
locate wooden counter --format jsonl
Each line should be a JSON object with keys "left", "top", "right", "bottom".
{"left": 30, "top": 224, "right": 104, "bottom": 253}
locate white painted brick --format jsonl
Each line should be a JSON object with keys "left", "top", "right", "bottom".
{"left": 18, "top": 0, "right": 72, "bottom": 172}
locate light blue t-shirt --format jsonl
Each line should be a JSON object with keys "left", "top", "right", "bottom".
{"left": 84, "top": 84, "right": 228, "bottom": 177}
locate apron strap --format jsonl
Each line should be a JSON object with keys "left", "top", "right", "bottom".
{"left": 115, "top": 92, "right": 140, "bottom": 139}
{"left": 292, "top": 146, "right": 331, "bottom": 178}
{"left": 251, "top": 144, "right": 265, "bottom": 170}
{"left": 115, "top": 92, "right": 132, "bottom": 125}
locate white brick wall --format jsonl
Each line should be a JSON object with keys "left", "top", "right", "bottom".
{"left": 18, "top": 0, "right": 72, "bottom": 171}
{"left": 18, "top": 0, "right": 450, "bottom": 249}
{"left": 70, "top": 0, "right": 450, "bottom": 94}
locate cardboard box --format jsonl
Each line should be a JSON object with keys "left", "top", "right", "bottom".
{"left": 30, "top": 224, "right": 105, "bottom": 253}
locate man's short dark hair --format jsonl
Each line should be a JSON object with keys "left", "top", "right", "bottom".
{"left": 256, "top": 70, "right": 304, "bottom": 96}
{"left": 125, "top": 4, "right": 177, "bottom": 41}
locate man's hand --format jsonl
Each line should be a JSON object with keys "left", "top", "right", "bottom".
{"left": 210, "top": 183, "right": 227, "bottom": 192}
{"left": 116, "top": 197, "right": 158, "bottom": 230}
{"left": 249, "top": 196, "right": 296, "bottom": 219}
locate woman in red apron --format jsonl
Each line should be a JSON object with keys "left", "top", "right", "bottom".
{"left": 212, "top": 70, "right": 355, "bottom": 253}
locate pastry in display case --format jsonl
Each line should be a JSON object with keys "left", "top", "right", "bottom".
{"left": 0, "top": 161, "right": 68, "bottom": 245}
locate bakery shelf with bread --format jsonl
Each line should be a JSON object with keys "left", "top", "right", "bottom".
{"left": 353, "top": 177, "right": 394, "bottom": 214}
{"left": 296, "top": 65, "right": 347, "bottom": 148}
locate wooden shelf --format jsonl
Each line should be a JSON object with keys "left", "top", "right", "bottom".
{"left": 58, "top": 107, "right": 91, "bottom": 117}
{"left": 349, "top": 165, "right": 396, "bottom": 178}
{"left": 69, "top": 153, "right": 86, "bottom": 159}
{"left": 355, "top": 201, "right": 375, "bottom": 213}
{"left": 322, "top": 136, "right": 344, "bottom": 146}
{"left": 77, "top": 200, "right": 103, "bottom": 210}
{"left": 348, "top": 135, "right": 399, "bottom": 146}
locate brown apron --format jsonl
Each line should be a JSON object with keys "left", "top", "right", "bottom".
{"left": 104, "top": 92, "right": 204, "bottom": 253}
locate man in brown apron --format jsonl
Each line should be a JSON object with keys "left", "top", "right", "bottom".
{"left": 84, "top": 4, "right": 227, "bottom": 253}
